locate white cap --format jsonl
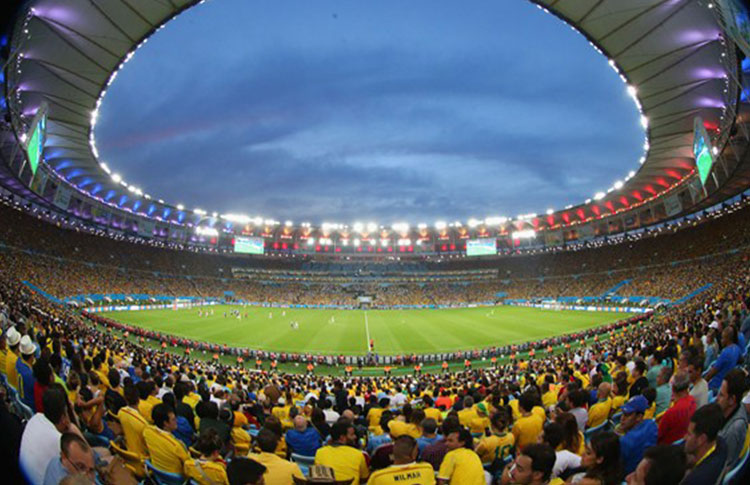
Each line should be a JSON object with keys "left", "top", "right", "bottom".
{"left": 277, "top": 397, "right": 286, "bottom": 406}
{"left": 5, "top": 326, "right": 21, "bottom": 347}
{"left": 19, "top": 335, "right": 35, "bottom": 356}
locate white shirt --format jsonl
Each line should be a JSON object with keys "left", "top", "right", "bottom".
{"left": 323, "top": 409, "right": 340, "bottom": 425}
{"left": 19, "top": 413, "right": 62, "bottom": 485}
{"left": 391, "top": 393, "right": 407, "bottom": 408}
{"left": 553, "top": 449, "right": 581, "bottom": 478}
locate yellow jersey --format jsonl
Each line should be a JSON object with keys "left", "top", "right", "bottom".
{"left": 587, "top": 398, "right": 612, "bottom": 428}
{"left": 6, "top": 350, "right": 18, "bottom": 389}
{"left": 247, "top": 452, "right": 304, "bottom": 485}
{"left": 367, "top": 462, "right": 435, "bottom": 485}
{"left": 143, "top": 425, "right": 189, "bottom": 475}
{"left": 437, "top": 448, "right": 485, "bottom": 485}
{"left": 315, "top": 445, "right": 369, "bottom": 485}
{"left": 388, "top": 420, "right": 421, "bottom": 439}
{"left": 475, "top": 432, "right": 515, "bottom": 464}
{"left": 184, "top": 459, "right": 228, "bottom": 485}
{"left": 117, "top": 406, "right": 149, "bottom": 458}
{"left": 424, "top": 407, "right": 443, "bottom": 424}
{"left": 512, "top": 414, "right": 543, "bottom": 449}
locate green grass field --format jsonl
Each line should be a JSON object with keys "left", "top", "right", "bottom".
{"left": 101, "top": 305, "right": 633, "bottom": 356}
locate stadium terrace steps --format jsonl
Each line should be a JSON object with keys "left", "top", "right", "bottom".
{"left": 671, "top": 284, "right": 713, "bottom": 306}
{"left": 601, "top": 279, "right": 632, "bottom": 297}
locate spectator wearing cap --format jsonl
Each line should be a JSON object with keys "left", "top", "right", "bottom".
{"left": 4, "top": 326, "right": 21, "bottom": 385}
{"left": 248, "top": 428, "right": 304, "bottom": 485}
{"left": 618, "top": 395, "right": 657, "bottom": 475}
{"left": 17, "top": 335, "right": 37, "bottom": 411}
{"left": 716, "top": 368, "right": 749, "bottom": 470}
{"left": 705, "top": 327, "right": 742, "bottom": 391}
{"left": 469, "top": 402, "right": 491, "bottom": 435}
{"left": 681, "top": 403, "right": 727, "bottom": 485}
{"left": 656, "top": 371, "right": 696, "bottom": 444}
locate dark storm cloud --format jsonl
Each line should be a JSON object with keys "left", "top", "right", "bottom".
{"left": 95, "top": 0, "right": 643, "bottom": 224}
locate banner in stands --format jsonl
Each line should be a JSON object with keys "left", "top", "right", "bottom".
{"left": 664, "top": 194, "right": 683, "bottom": 217}
{"left": 85, "top": 301, "right": 218, "bottom": 313}
{"left": 53, "top": 184, "right": 73, "bottom": 209}
{"left": 508, "top": 302, "right": 651, "bottom": 314}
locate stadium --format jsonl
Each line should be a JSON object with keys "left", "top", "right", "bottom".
{"left": 1, "top": 1, "right": 750, "bottom": 484}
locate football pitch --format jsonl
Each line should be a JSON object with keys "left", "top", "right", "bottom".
{"left": 101, "top": 305, "right": 633, "bottom": 356}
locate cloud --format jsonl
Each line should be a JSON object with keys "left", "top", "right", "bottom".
{"left": 94, "top": 0, "right": 644, "bottom": 223}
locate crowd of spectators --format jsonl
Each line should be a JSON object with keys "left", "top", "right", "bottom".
{"left": 0, "top": 214, "right": 749, "bottom": 484}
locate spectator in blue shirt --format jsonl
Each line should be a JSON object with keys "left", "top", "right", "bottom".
{"left": 705, "top": 327, "right": 741, "bottom": 391}
{"left": 285, "top": 415, "right": 322, "bottom": 457}
{"left": 16, "top": 336, "right": 37, "bottom": 412}
{"left": 618, "top": 395, "right": 657, "bottom": 475}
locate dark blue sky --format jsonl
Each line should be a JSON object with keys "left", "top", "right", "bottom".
{"left": 95, "top": 0, "right": 644, "bottom": 224}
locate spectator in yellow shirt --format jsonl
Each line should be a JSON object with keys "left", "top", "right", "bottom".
{"left": 587, "top": 383, "right": 613, "bottom": 429}
{"left": 368, "top": 435, "right": 435, "bottom": 485}
{"left": 475, "top": 408, "right": 515, "bottom": 464}
{"left": 437, "top": 427, "right": 485, "bottom": 485}
{"left": 512, "top": 393, "right": 544, "bottom": 450}
{"left": 143, "top": 403, "right": 189, "bottom": 476}
{"left": 422, "top": 396, "right": 443, "bottom": 424}
{"left": 469, "top": 403, "right": 491, "bottom": 435}
{"left": 184, "top": 429, "right": 229, "bottom": 485}
{"left": 314, "top": 420, "right": 369, "bottom": 485}
{"left": 457, "top": 396, "right": 478, "bottom": 428}
{"left": 116, "top": 384, "right": 149, "bottom": 458}
{"left": 248, "top": 428, "right": 304, "bottom": 485}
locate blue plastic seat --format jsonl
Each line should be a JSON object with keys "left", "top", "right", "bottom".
{"left": 145, "top": 460, "right": 187, "bottom": 485}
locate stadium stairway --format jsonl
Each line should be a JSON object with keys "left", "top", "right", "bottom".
{"left": 670, "top": 283, "right": 713, "bottom": 306}
{"left": 601, "top": 279, "right": 632, "bottom": 297}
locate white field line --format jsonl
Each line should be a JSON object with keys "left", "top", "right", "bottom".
{"left": 364, "top": 311, "right": 371, "bottom": 352}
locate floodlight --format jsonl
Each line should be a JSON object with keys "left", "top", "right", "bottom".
{"left": 614, "top": 180, "right": 624, "bottom": 190}
{"left": 111, "top": 173, "right": 122, "bottom": 183}
{"left": 353, "top": 222, "right": 364, "bottom": 233}
{"left": 176, "top": 204, "right": 184, "bottom": 210}
{"left": 546, "top": 208, "right": 554, "bottom": 215}
{"left": 435, "top": 221, "right": 447, "bottom": 230}
{"left": 593, "top": 192, "right": 605, "bottom": 201}
{"left": 366, "top": 222, "right": 377, "bottom": 233}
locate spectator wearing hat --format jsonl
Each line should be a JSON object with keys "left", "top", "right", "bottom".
{"left": 4, "top": 326, "right": 21, "bottom": 385}
{"left": 469, "top": 402, "right": 491, "bottom": 435}
{"left": 618, "top": 395, "right": 657, "bottom": 475}
{"left": 656, "top": 371, "right": 695, "bottom": 445}
{"left": 17, "top": 334, "right": 37, "bottom": 411}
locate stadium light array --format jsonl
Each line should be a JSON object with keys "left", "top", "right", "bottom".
{"left": 392, "top": 222, "right": 409, "bottom": 233}
{"left": 366, "top": 222, "right": 377, "bottom": 233}
{"left": 111, "top": 173, "right": 122, "bottom": 183}
{"left": 435, "top": 221, "right": 447, "bottom": 230}
{"left": 195, "top": 226, "right": 218, "bottom": 237}
{"left": 485, "top": 217, "right": 507, "bottom": 225}
{"left": 594, "top": 192, "right": 606, "bottom": 201}
{"left": 176, "top": 204, "right": 184, "bottom": 210}
{"left": 512, "top": 229, "right": 536, "bottom": 239}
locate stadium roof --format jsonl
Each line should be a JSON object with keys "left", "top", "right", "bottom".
{"left": 3, "top": 0, "right": 750, "bottom": 233}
